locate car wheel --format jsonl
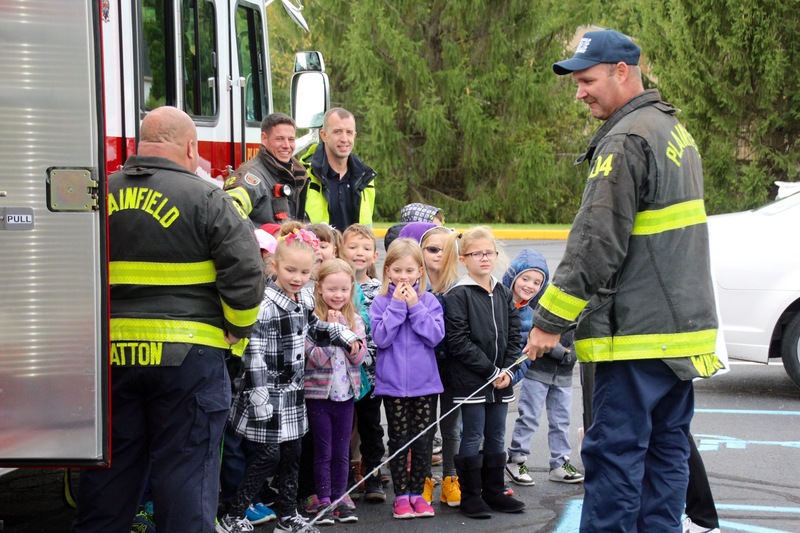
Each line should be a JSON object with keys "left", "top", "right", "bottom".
{"left": 780, "top": 313, "right": 800, "bottom": 388}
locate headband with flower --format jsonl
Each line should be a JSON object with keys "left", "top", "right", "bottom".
{"left": 279, "top": 228, "right": 320, "bottom": 252}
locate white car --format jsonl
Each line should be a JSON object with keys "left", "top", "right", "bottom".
{"left": 707, "top": 190, "right": 800, "bottom": 387}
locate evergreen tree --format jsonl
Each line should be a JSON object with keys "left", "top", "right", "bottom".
{"left": 607, "top": 0, "right": 800, "bottom": 211}
{"left": 271, "top": 0, "right": 591, "bottom": 223}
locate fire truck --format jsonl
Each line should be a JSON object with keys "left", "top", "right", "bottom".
{"left": 0, "top": 0, "right": 327, "bottom": 470}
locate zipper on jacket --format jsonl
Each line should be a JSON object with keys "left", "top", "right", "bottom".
{"left": 489, "top": 292, "right": 499, "bottom": 366}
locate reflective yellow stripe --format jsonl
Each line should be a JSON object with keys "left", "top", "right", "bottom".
{"left": 111, "top": 317, "right": 248, "bottom": 356}
{"left": 360, "top": 182, "right": 375, "bottom": 226}
{"left": 690, "top": 353, "right": 724, "bottom": 377}
{"left": 110, "top": 260, "right": 217, "bottom": 286}
{"left": 631, "top": 199, "right": 707, "bottom": 236}
{"left": 221, "top": 299, "right": 260, "bottom": 329}
{"left": 574, "top": 329, "right": 718, "bottom": 362}
{"left": 538, "top": 284, "right": 588, "bottom": 322}
{"left": 227, "top": 187, "right": 253, "bottom": 215}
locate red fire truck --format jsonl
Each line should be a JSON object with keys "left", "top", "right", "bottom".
{"left": 0, "top": 0, "right": 327, "bottom": 470}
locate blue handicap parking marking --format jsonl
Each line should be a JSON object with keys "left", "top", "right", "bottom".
{"left": 693, "top": 409, "right": 800, "bottom": 451}
{"left": 695, "top": 409, "right": 800, "bottom": 416}
{"left": 552, "top": 410, "right": 800, "bottom": 533}
{"left": 553, "top": 499, "right": 582, "bottom": 533}
{"left": 553, "top": 500, "right": 799, "bottom": 533}
{"left": 718, "top": 519, "right": 796, "bottom": 533}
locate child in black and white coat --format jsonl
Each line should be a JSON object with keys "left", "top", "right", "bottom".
{"left": 220, "top": 228, "right": 362, "bottom": 533}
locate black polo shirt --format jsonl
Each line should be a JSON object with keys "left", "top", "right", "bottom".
{"left": 323, "top": 164, "right": 354, "bottom": 231}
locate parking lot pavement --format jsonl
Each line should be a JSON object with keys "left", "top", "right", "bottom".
{"left": 4, "top": 361, "right": 799, "bottom": 532}
{"left": 0, "top": 461, "right": 587, "bottom": 533}
{"left": 0, "top": 371, "right": 589, "bottom": 533}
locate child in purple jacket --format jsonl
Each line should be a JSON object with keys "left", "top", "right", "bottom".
{"left": 370, "top": 238, "right": 445, "bottom": 520}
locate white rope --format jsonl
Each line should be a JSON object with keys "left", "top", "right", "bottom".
{"left": 301, "top": 353, "right": 530, "bottom": 531}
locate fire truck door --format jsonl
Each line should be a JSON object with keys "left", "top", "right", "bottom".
{"left": 0, "top": 1, "right": 109, "bottom": 467}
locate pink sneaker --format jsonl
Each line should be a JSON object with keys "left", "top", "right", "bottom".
{"left": 410, "top": 495, "right": 435, "bottom": 518}
{"left": 304, "top": 493, "right": 321, "bottom": 513}
{"left": 392, "top": 495, "right": 414, "bottom": 519}
{"left": 341, "top": 493, "right": 356, "bottom": 510}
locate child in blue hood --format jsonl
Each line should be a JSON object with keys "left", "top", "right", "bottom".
{"left": 503, "top": 249, "right": 584, "bottom": 487}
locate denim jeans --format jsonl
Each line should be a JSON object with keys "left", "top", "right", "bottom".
{"left": 508, "top": 377, "right": 573, "bottom": 470}
{"left": 459, "top": 402, "right": 508, "bottom": 456}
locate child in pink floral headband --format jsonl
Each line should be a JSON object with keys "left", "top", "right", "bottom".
{"left": 279, "top": 227, "right": 320, "bottom": 253}
{"left": 224, "top": 220, "right": 362, "bottom": 532}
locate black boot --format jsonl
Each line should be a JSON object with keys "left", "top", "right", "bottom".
{"left": 481, "top": 452, "right": 525, "bottom": 513}
{"left": 454, "top": 454, "right": 492, "bottom": 519}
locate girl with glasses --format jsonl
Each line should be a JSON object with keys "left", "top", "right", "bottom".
{"left": 441, "top": 226, "right": 526, "bottom": 519}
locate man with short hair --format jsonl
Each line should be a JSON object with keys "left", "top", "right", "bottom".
{"left": 300, "top": 108, "right": 376, "bottom": 230}
{"left": 524, "top": 29, "right": 722, "bottom": 531}
{"left": 73, "top": 106, "right": 265, "bottom": 533}
{"left": 225, "top": 112, "right": 309, "bottom": 225}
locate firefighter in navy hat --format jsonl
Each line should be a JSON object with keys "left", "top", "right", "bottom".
{"left": 74, "top": 106, "right": 265, "bottom": 533}
{"left": 526, "top": 28, "right": 722, "bottom": 531}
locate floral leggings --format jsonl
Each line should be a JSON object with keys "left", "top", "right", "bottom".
{"left": 384, "top": 395, "right": 434, "bottom": 496}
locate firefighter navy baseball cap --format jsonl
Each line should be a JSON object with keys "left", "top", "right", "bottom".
{"left": 553, "top": 29, "right": 640, "bottom": 75}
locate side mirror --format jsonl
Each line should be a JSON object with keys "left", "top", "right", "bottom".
{"left": 291, "top": 53, "right": 329, "bottom": 129}
{"left": 294, "top": 50, "right": 325, "bottom": 73}
{"left": 280, "top": 0, "right": 309, "bottom": 33}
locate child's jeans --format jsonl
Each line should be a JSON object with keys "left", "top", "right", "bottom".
{"left": 459, "top": 402, "right": 508, "bottom": 456}
{"left": 307, "top": 398, "right": 354, "bottom": 502}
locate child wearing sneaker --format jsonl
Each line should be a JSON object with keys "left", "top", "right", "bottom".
{"left": 504, "top": 249, "right": 584, "bottom": 487}
{"left": 305, "top": 259, "right": 367, "bottom": 524}
{"left": 341, "top": 224, "right": 387, "bottom": 503}
{"left": 370, "top": 239, "right": 445, "bottom": 519}
{"left": 442, "top": 227, "right": 526, "bottom": 519}
{"left": 397, "top": 222, "right": 462, "bottom": 507}
{"left": 219, "top": 229, "right": 362, "bottom": 533}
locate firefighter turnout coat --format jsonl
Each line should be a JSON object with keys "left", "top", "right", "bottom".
{"left": 224, "top": 145, "right": 309, "bottom": 225}
{"left": 533, "top": 90, "right": 721, "bottom": 379}
{"left": 108, "top": 155, "right": 265, "bottom": 366}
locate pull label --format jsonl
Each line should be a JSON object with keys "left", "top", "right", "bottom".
{"left": 1, "top": 208, "right": 35, "bottom": 230}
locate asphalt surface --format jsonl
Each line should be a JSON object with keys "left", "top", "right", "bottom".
{"left": 3, "top": 362, "right": 799, "bottom": 533}
{"left": 0, "top": 379, "right": 588, "bottom": 532}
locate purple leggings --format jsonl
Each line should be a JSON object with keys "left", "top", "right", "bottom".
{"left": 306, "top": 398, "right": 354, "bottom": 502}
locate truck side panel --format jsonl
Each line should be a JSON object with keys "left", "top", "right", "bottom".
{"left": 0, "top": 1, "right": 108, "bottom": 466}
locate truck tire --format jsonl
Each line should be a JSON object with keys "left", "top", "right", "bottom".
{"left": 780, "top": 313, "right": 800, "bottom": 388}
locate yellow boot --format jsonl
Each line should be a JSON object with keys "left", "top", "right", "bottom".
{"left": 439, "top": 475, "right": 461, "bottom": 507}
{"left": 422, "top": 476, "right": 435, "bottom": 504}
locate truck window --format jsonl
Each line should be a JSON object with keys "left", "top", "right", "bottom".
{"left": 140, "top": 0, "right": 175, "bottom": 110}
{"left": 235, "top": 3, "right": 270, "bottom": 124}
{"left": 182, "top": 0, "right": 218, "bottom": 118}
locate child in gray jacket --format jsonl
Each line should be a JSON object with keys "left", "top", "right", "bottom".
{"left": 503, "top": 249, "right": 584, "bottom": 486}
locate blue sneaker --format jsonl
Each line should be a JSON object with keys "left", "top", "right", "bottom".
{"left": 132, "top": 502, "right": 156, "bottom": 533}
{"left": 132, "top": 512, "right": 156, "bottom": 533}
{"left": 246, "top": 502, "right": 276, "bottom": 524}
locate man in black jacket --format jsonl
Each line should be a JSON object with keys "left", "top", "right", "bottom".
{"left": 526, "top": 29, "right": 720, "bottom": 532}
{"left": 73, "top": 106, "right": 264, "bottom": 533}
{"left": 300, "top": 108, "right": 377, "bottom": 230}
{"left": 225, "top": 113, "right": 309, "bottom": 225}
